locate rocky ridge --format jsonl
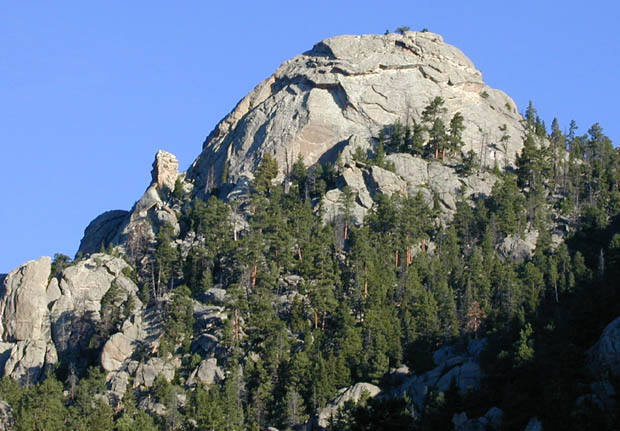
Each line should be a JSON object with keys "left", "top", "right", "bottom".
{"left": 78, "top": 150, "right": 183, "bottom": 256}
{"left": 2, "top": 30, "right": 616, "bottom": 431}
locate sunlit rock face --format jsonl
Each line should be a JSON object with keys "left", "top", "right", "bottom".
{"left": 187, "top": 31, "right": 523, "bottom": 193}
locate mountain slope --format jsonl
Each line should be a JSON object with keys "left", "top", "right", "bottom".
{"left": 0, "top": 31, "right": 618, "bottom": 431}
{"left": 188, "top": 31, "right": 523, "bottom": 194}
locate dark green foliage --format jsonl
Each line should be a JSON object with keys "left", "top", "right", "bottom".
{"left": 254, "top": 154, "right": 279, "bottom": 196}
{"left": 332, "top": 397, "right": 415, "bottom": 430}
{"left": 154, "top": 221, "right": 180, "bottom": 297}
{"left": 172, "top": 177, "right": 185, "bottom": 201}
{"left": 5, "top": 109, "right": 620, "bottom": 430}
{"left": 377, "top": 97, "right": 468, "bottom": 164}
{"left": 160, "top": 285, "right": 194, "bottom": 356}
{"left": 51, "top": 253, "right": 72, "bottom": 279}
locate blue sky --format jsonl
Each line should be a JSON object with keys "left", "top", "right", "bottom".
{"left": 1, "top": 1, "right": 618, "bottom": 273}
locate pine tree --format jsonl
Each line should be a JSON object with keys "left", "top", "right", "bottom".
{"left": 428, "top": 118, "right": 447, "bottom": 160}
{"left": 155, "top": 222, "right": 180, "bottom": 296}
{"left": 447, "top": 112, "right": 465, "bottom": 159}
{"left": 254, "top": 154, "right": 279, "bottom": 196}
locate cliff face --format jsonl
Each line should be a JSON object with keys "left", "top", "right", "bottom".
{"left": 187, "top": 31, "right": 523, "bottom": 193}
{"left": 78, "top": 32, "right": 527, "bottom": 253}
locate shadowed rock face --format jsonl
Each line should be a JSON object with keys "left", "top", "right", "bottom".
{"left": 77, "top": 210, "right": 129, "bottom": 256}
{"left": 187, "top": 31, "right": 524, "bottom": 193}
{"left": 588, "top": 316, "right": 620, "bottom": 379}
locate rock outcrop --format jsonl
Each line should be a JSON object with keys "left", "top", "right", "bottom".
{"left": 151, "top": 150, "right": 179, "bottom": 193}
{"left": 188, "top": 31, "right": 523, "bottom": 194}
{"left": 322, "top": 154, "right": 498, "bottom": 222}
{"left": 587, "top": 316, "right": 620, "bottom": 379}
{"left": 0, "top": 257, "right": 57, "bottom": 383}
{"left": 318, "top": 382, "right": 381, "bottom": 427}
{"left": 77, "top": 150, "right": 181, "bottom": 256}
{"left": 77, "top": 210, "right": 129, "bottom": 256}
{"left": 101, "top": 301, "right": 164, "bottom": 372}
{"left": 390, "top": 338, "right": 486, "bottom": 410}
{"left": 133, "top": 357, "right": 177, "bottom": 389}
{"left": 0, "top": 254, "right": 142, "bottom": 384}
{"left": 186, "top": 358, "right": 224, "bottom": 387}
{"left": 0, "top": 257, "right": 52, "bottom": 342}
{"left": 50, "top": 254, "right": 141, "bottom": 363}
{"left": 582, "top": 316, "right": 620, "bottom": 418}
{"left": 499, "top": 230, "right": 539, "bottom": 262}
{"left": 0, "top": 400, "right": 14, "bottom": 431}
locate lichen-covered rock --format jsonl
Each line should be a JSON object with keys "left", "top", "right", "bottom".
{"left": 318, "top": 382, "right": 380, "bottom": 427}
{"left": 188, "top": 31, "right": 523, "bottom": 193}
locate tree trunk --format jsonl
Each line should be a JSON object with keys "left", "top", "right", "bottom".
{"left": 251, "top": 265, "right": 257, "bottom": 287}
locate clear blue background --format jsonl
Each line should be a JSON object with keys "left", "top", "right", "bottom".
{"left": 1, "top": 1, "right": 618, "bottom": 273}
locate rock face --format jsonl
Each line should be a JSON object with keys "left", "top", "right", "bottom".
{"left": 0, "top": 257, "right": 58, "bottom": 384}
{"left": 133, "top": 357, "right": 177, "bottom": 388}
{"left": 186, "top": 358, "right": 224, "bottom": 387}
{"left": 151, "top": 150, "right": 179, "bottom": 193}
{"left": 1, "top": 340, "right": 56, "bottom": 385}
{"left": 0, "top": 400, "right": 14, "bottom": 431}
{"left": 0, "top": 253, "right": 143, "bottom": 384}
{"left": 188, "top": 31, "right": 523, "bottom": 193}
{"left": 390, "top": 338, "right": 485, "bottom": 410}
{"left": 0, "top": 257, "right": 51, "bottom": 342}
{"left": 318, "top": 382, "right": 381, "bottom": 427}
{"left": 322, "top": 154, "right": 498, "bottom": 223}
{"left": 77, "top": 150, "right": 181, "bottom": 256}
{"left": 50, "top": 254, "right": 141, "bottom": 363}
{"left": 499, "top": 230, "right": 539, "bottom": 262}
{"left": 77, "top": 210, "right": 130, "bottom": 255}
{"left": 101, "top": 301, "right": 164, "bottom": 372}
{"left": 587, "top": 316, "right": 620, "bottom": 379}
